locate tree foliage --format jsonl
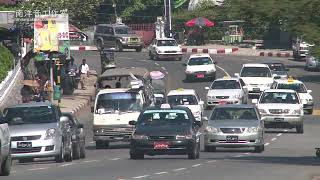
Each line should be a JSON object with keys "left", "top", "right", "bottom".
{"left": 0, "top": 45, "right": 14, "bottom": 82}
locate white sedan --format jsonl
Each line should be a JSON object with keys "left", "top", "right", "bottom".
{"left": 185, "top": 54, "right": 217, "bottom": 81}
{"left": 148, "top": 38, "right": 182, "bottom": 61}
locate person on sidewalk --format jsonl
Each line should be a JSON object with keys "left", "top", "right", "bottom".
{"left": 79, "top": 59, "right": 90, "bottom": 90}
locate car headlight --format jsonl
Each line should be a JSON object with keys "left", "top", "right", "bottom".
{"left": 132, "top": 134, "right": 148, "bottom": 140}
{"left": 157, "top": 50, "right": 163, "bottom": 54}
{"left": 247, "top": 127, "right": 260, "bottom": 133}
{"left": 176, "top": 135, "right": 193, "bottom": 140}
{"left": 259, "top": 109, "right": 267, "bottom": 114}
{"left": 45, "top": 128, "right": 56, "bottom": 139}
{"left": 185, "top": 70, "right": 192, "bottom": 74}
{"left": 292, "top": 109, "right": 301, "bottom": 115}
{"left": 206, "top": 126, "right": 219, "bottom": 133}
{"left": 206, "top": 69, "right": 215, "bottom": 73}
{"left": 301, "top": 99, "right": 307, "bottom": 104}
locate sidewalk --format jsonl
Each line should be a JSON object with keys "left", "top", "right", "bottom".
{"left": 55, "top": 71, "right": 97, "bottom": 114}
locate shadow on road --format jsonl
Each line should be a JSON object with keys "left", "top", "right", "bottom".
{"left": 295, "top": 74, "right": 320, "bottom": 84}
{"left": 86, "top": 144, "right": 129, "bottom": 150}
{"left": 228, "top": 156, "right": 320, "bottom": 166}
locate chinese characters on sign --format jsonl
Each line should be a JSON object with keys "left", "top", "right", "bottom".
{"left": 15, "top": 9, "right": 68, "bottom": 22}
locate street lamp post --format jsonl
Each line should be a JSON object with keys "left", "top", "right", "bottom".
{"left": 164, "top": 0, "right": 172, "bottom": 38}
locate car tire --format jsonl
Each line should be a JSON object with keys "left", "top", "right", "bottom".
{"left": 96, "top": 40, "right": 103, "bottom": 50}
{"left": 254, "top": 145, "right": 264, "bottom": 153}
{"left": 304, "top": 65, "right": 310, "bottom": 71}
{"left": 204, "top": 145, "right": 216, "bottom": 152}
{"left": 116, "top": 42, "right": 123, "bottom": 52}
{"left": 178, "top": 57, "right": 182, "bottom": 61}
{"left": 130, "top": 151, "right": 144, "bottom": 160}
{"left": 72, "top": 142, "right": 81, "bottom": 160}
{"left": 188, "top": 143, "right": 199, "bottom": 159}
{"left": 96, "top": 140, "right": 109, "bottom": 149}
{"left": 135, "top": 47, "right": 142, "bottom": 52}
{"left": 306, "top": 109, "right": 313, "bottom": 115}
{"left": 0, "top": 154, "right": 11, "bottom": 176}
{"left": 296, "top": 124, "right": 304, "bottom": 134}
{"left": 80, "top": 141, "right": 86, "bottom": 159}
{"left": 65, "top": 141, "right": 73, "bottom": 162}
{"left": 55, "top": 141, "right": 65, "bottom": 163}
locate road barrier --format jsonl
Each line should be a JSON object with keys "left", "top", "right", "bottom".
{"left": 259, "top": 51, "right": 292, "bottom": 58}
{"left": 182, "top": 47, "right": 239, "bottom": 54}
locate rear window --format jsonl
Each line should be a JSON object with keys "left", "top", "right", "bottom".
{"left": 240, "top": 67, "right": 271, "bottom": 77}
{"left": 168, "top": 95, "right": 198, "bottom": 105}
{"left": 138, "top": 109, "right": 190, "bottom": 125}
{"left": 277, "top": 83, "right": 307, "bottom": 93}
{"left": 210, "top": 107, "right": 258, "bottom": 120}
{"left": 4, "top": 106, "right": 56, "bottom": 125}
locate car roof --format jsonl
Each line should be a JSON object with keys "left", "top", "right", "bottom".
{"left": 274, "top": 78, "right": 303, "bottom": 84}
{"left": 214, "top": 76, "right": 240, "bottom": 81}
{"left": 242, "top": 63, "right": 269, "bottom": 68}
{"left": 99, "top": 67, "right": 149, "bottom": 79}
{"left": 5, "top": 102, "right": 53, "bottom": 108}
{"left": 143, "top": 106, "right": 192, "bottom": 113}
{"left": 189, "top": 54, "right": 211, "bottom": 58}
{"left": 167, "top": 89, "right": 196, "bottom": 96}
{"left": 97, "top": 88, "right": 133, "bottom": 95}
{"left": 214, "top": 104, "right": 257, "bottom": 109}
{"left": 155, "top": 37, "right": 176, "bottom": 41}
{"left": 264, "top": 89, "right": 296, "bottom": 93}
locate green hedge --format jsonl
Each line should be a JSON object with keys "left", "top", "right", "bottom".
{"left": 0, "top": 45, "right": 14, "bottom": 82}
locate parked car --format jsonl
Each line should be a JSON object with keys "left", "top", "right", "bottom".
{"left": 94, "top": 23, "right": 143, "bottom": 52}
{"left": 62, "top": 112, "right": 86, "bottom": 159}
{"left": 0, "top": 114, "right": 11, "bottom": 176}
{"left": 148, "top": 38, "right": 182, "bottom": 61}
{"left": 3, "top": 102, "right": 73, "bottom": 163}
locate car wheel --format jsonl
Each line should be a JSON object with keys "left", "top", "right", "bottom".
{"left": 204, "top": 145, "right": 216, "bottom": 152}
{"left": 116, "top": 42, "right": 123, "bottom": 52}
{"left": 130, "top": 150, "right": 144, "bottom": 159}
{"left": 135, "top": 47, "right": 142, "bottom": 52}
{"left": 188, "top": 143, "right": 198, "bottom": 159}
{"left": 64, "top": 141, "right": 73, "bottom": 162}
{"left": 72, "top": 142, "right": 81, "bottom": 160}
{"left": 96, "top": 140, "right": 109, "bottom": 149}
{"left": 96, "top": 40, "right": 103, "bottom": 50}
{"left": 55, "top": 141, "right": 65, "bottom": 163}
{"left": 0, "top": 154, "right": 11, "bottom": 176}
{"left": 296, "top": 124, "right": 304, "bottom": 134}
{"left": 80, "top": 141, "right": 86, "bottom": 159}
{"left": 254, "top": 145, "right": 264, "bottom": 153}
{"left": 307, "top": 109, "right": 313, "bottom": 115}
{"left": 178, "top": 57, "right": 182, "bottom": 61}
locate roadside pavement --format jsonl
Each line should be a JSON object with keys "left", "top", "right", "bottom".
{"left": 55, "top": 70, "right": 97, "bottom": 114}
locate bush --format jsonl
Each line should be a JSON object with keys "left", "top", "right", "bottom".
{"left": 0, "top": 45, "right": 14, "bottom": 82}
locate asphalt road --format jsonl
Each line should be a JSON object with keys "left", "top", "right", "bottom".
{"left": 4, "top": 51, "right": 320, "bottom": 180}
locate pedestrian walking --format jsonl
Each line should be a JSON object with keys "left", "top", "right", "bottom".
{"left": 79, "top": 59, "right": 90, "bottom": 90}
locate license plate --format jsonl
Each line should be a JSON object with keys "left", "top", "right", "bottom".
{"left": 154, "top": 141, "right": 169, "bottom": 150}
{"left": 274, "top": 118, "right": 284, "bottom": 121}
{"left": 253, "top": 88, "right": 260, "bottom": 92}
{"left": 219, "top": 100, "right": 227, "bottom": 105}
{"left": 226, "top": 136, "right": 238, "bottom": 142}
{"left": 196, "top": 74, "right": 205, "bottom": 78}
{"left": 17, "top": 142, "right": 32, "bottom": 148}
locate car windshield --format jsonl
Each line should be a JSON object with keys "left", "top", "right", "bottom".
{"left": 267, "top": 63, "right": 285, "bottom": 71}
{"left": 211, "top": 80, "right": 241, "bottom": 89}
{"left": 210, "top": 107, "right": 258, "bottom": 120}
{"left": 157, "top": 40, "right": 177, "bottom": 46}
{"left": 168, "top": 95, "right": 198, "bottom": 105}
{"left": 188, "top": 57, "right": 213, "bottom": 66}
{"left": 114, "top": 27, "right": 131, "bottom": 34}
{"left": 240, "top": 67, "right": 271, "bottom": 77}
{"left": 277, "top": 83, "right": 307, "bottom": 93}
{"left": 138, "top": 109, "right": 190, "bottom": 125}
{"left": 96, "top": 92, "right": 143, "bottom": 113}
{"left": 4, "top": 106, "right": 56, "bottom": 125}
{"left": 259, "top": 92, "right": 299, "bottom": 104}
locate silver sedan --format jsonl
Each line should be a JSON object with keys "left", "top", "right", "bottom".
{"left": 204, "top": 104, "right": 265, "bottom": 152}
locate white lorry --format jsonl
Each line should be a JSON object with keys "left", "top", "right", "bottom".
{"left": 92, "top": 67, "right": 155, "bottom": 149}
{"left": 292, "top": 38, "right": 313, "bottom": 60}
{"left": 0, "top": 116, "right": 11, "bottom": 176}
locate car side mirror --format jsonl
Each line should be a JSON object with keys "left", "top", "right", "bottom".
{"left": 129, "top": 120, "right": 136, "bottom": 125}
{"left": 234, "top": 73, "right": 240, "bottom": 77}
{"left": 252, "top": 99, "right": 258, "bottom": 104}
{"left": 261, "top": 117, "right": 266, "bottom": 121}
{"left": 205, "top": 87, "right": 210, "bottom": 90}
{"left": 60, "top": 116, "right": 69, "bottom": 123}
{"left": 202, "top": 116, "right": 208, "bottom": 121}
{"left": 77, "top": 124, "right": 84, "bottom": 128}
{"left": 91, "top": 106, "right": 94, "bottom": 113}
{"left": 307, "top": 90, "right": 312, "bottom": 93}
{"left": 194, "top": 121, "right": 203, "bottom": 127}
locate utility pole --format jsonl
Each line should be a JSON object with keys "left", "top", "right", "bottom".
{"left": 164, "top": 0, "right": 172, "bottom": 38}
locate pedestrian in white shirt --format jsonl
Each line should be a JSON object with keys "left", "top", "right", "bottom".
{"left": 79, "top": 59, "right": 90, "bottom": 90}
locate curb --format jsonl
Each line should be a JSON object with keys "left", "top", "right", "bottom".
{"left": 259, "top": 51, "right": 292, "bottom": 58}
{"left": 182, "top": 48, "right": 239, "bottom": 54}
{"left": 70, "top": 98, "right": 91, "bottom": 115}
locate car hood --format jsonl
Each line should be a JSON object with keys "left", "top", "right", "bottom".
{"left": 186, "top": 65, "right": 215, "bottom": 72}
{"left": 241, "top": 77, "right": 273, "bottom": 85}
{"left": 209, "top": 120, "right": 260, "bottom": 128}
{"left": 93, "top": 112, "right": 140, "bottom": 125}
{"left": 207, "top": 89, "right": 242, "bottom": 97}
{"left": 156, "top": 46, "right": 181, "bottom": 51}
{"left": 135, "top": 124, "right": 190, "bottom": 136}
{"left": 257, "top": 103, "right": 302, "bottom": 109}
{"left": 9, "top": 123, "right": 58, "bottom": 136}
{"left": 299, "top": 93, "right": 312, "bottom": 100}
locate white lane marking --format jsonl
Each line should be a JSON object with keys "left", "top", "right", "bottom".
{"left": 277, "top": 133, "right": 282, "bottom": 137}
{"left": 61, "top": 163, "right": 74, "bottom": 167}
{"left": 110, "top": 158, "right": 121, "bottom": 161}
{"left": 155, "top": 62, "right": 160, "bottom": 66}
{"left": 234, "top": 154, "right": 243, "bottom": 158}
{"left": 216, "top": 65, "right": 230, "bottom": 77}
{"left": 28, "top": 167, "right": 49, "bottom": 171}
{"left": 173, "top": 168, "right": 187, "bottom": 171}
{"left": 133, "top": 175, "right": 150, "bottom": 179}
{"left": 243, "top": 152, "right": 251, "bottom": 155}
{"left": 83, "top": 160, "right": 100, "bottom": 163}
{"left": 271, "top": 138, "right": 277, "bottom": 141}
{"left": 192, "top": 164, "right": 202, "bottom": 167}
{"left": 161, "top": 66, "right": 167, "bottom": 71}
{"left": 154, "top": 171, "right": 168, "bottom": 175}
{"left": 206, "top": 160, "right": 217, "bottom": 163}
{"left": 265, "top": 142, "right": 270, "bottom": 146}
